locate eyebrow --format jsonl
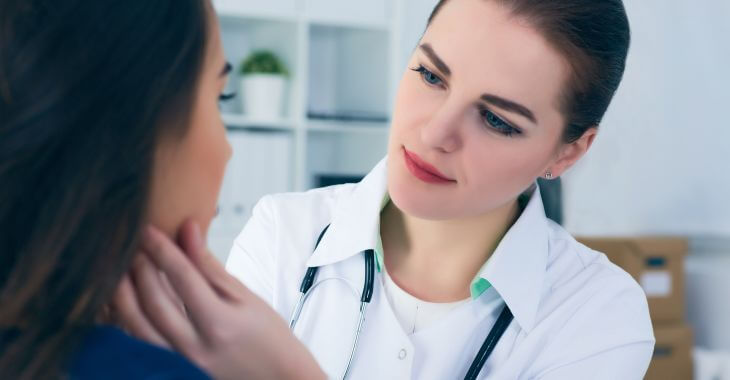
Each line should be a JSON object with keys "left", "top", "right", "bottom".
{"left": 419, "top": 43, "right": 537, "bottom": 124}
{"left": 419, "top": 43, "right": 451, "bottom": 77}
{"left": 481, "top": 94, "right": 537, "bottom": 124}
{"left": 220, "top": 62, "right": 232, "bottom": 77}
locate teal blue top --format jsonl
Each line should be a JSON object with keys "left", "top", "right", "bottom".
{"left": 68, "top": 325, "right": 210, "bottom": 379}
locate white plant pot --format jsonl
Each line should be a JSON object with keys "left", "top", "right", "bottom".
{"left": 240, "top": 74, "right": 287, "bottom": 120}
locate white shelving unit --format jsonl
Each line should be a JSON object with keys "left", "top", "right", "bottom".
{"left": 209, "top": 0, "right": 405, "bottom": 260}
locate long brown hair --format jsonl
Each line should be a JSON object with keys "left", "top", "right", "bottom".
{"left": 0, "top": 1, "right": 209, "bottom": 378}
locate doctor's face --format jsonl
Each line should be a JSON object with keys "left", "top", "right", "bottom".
{"left": 147, "top": 12, "right": 232, "bottom": 238}
{"left": 387, "top": 0, "right": 581, "bottom": 220}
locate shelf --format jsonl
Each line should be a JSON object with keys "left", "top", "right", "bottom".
{"left": 307, "top": 25, "right": 391, "bottom": 120}
{"left": 306, "top": 119, "right": 389, "bottom": 134}
{"left": 306, "top": 128, "right": 387, "bottom": 189}
{"left": 215, "top": 0, "right": 401, "bottom": 194}
{"left": 214, "top": 0, "right": 299, "bottom": 23}
{"left": 214, "top": 0, "right": 392, "bottom": 30}
{"left": 303, "top": 0, "right": 391, "bottom": 30}
{"left": 306, "top": 18, "right": 391, "bottom": 32}
{"left": 218, "top": 10, "right": 298, "bottom": 24}
{"left": 223, "top": 113, "right": 297, "bottom": 131}
{"left": 218, "top": 17, "right": 300, "bottom": 117}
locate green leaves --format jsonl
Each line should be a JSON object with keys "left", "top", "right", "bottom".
{"left": 240, "top": 50, "right": 288, "bottom": 76}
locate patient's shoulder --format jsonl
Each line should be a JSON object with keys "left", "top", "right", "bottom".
{"left": 69, "top": 325, "right": 210, "bottom": 380}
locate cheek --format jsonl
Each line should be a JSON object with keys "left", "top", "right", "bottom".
{"left": 461, "top": 139, "right": 550, "bottom": 198}
{"left": 147, "top": 150, "right": 181, "bottom": 237}
{"left": 388, "top": 73, "right": 441, "bottom": 148}
{"left": 147, "top": 100, "right": 231, "bottom": 238}
{"left": 186, "top": 102, "right": 231, "bottom": 234}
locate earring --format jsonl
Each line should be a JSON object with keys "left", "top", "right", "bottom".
{"left": 545, "top": 171, "right": 553, "bottom": 180}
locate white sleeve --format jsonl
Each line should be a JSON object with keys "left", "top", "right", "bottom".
{"left": 533, "top": 273, "right": 655, "bottom": 380}
{"left": 225, "top": 195, "right": 277, "bottom": 305}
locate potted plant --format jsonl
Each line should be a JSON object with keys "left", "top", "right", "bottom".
{"left": 239, "top": 50, "right": 288, "bottom": 120}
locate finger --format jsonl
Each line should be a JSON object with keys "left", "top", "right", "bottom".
{"left": 131, "top": 253, "right": 200, "bottom": 351}
{"left": 140, "top": 226, "right": 220, "bottom": 326}
{"left": 112, "top": 273, "right": 170, "bottom": 348}
{"left": 178, "top": 220, "right": 251, "bottom": 302}
{"left": 159, "top": 272, "right": 186, "bottom": 316}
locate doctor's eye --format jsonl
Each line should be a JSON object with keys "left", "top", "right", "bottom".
{"left": 479, "top": 107, "right": 523, "bottom": 137}
{"left": 410, "top": 65, "right": 444, "bottom": 88}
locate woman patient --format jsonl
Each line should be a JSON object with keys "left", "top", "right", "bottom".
{"left": 0, "top": 1, "right": 321, "bottom": 378}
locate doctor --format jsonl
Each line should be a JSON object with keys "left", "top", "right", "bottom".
{"left": 228, "top": 0, "right": 654, "bottom": 378}
{"left": 118, "top": 0, "right": 654, "bottom": 379}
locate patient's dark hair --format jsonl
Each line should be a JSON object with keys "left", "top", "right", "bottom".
{"left": 427, "top": 0, "right": 631, "bottom": 143}
{"left": 0, "top": 0, "right": 209, "bottom": 378}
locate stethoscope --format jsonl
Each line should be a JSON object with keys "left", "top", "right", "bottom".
{"left": 289, "top": 225, "right": 514, "bottom": 380}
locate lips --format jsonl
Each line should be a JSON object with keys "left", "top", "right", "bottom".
{"left": 402, "top": 147, "right": 455, "bottom": 184}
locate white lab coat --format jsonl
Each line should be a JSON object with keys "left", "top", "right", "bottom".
{"left": 226, "top": 158, "right": 655, "bottom": 380}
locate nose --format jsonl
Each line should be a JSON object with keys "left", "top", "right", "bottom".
{"left": 420, "top": 99, "right": 464, "bottom": 153}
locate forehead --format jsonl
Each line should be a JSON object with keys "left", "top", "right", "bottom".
{"left": 423, "top": 0, "right": 569, "bottom": 123}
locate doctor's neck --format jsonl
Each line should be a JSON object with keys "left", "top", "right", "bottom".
{"left": 379, "top": 197, "right": 520, "bottom": 303}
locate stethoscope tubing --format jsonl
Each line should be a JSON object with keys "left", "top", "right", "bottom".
{"left": 289, "top": 250, "right": 374, "bottom": 379}
{"left": 290, "top": 225, "right": 513, "bottom": 380}
{"left": 464, "top": 305, "right": 514, "bottom": 380}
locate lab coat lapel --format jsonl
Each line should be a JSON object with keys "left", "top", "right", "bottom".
{"left": 480, "top": 185, "right": 550, "bottom": 333}
{"left": 306, "top": 157, "right": 388, "bottom": 268}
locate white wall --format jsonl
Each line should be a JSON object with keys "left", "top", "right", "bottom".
{"left": 398, "top": 0, "right": 439, "bottom": 73}
{"left": 563, "top": 1, "right": 730, "bottom": 237}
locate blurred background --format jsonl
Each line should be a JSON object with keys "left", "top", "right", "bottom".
{"left": 206, "top": 1, "right": 730, "bottom": 379}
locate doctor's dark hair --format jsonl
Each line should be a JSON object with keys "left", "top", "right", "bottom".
{"left": 427, "top": 0, "right": 631, "bottom": 143}
{"left": 0, "top": 0, "right": 209, "bottom": 378}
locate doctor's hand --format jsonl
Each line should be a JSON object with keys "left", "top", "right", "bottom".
{"left": 112, "top": 221, "right": 326, "bottom": 380}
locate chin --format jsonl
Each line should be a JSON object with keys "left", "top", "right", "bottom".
{"left": 385, "top": 158, "right": 451, "bottom": 218}
{"left": 387, "top": 181, "right": 459, "bottom": 221}
{"left": 192, "top": 210, "right": 215, "bottom": 239}
{"left": 199, "top": 218, "right": 212, "bottom": 238}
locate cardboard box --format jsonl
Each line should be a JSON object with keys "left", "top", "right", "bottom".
{"left": 645, "top": 324, "right": 694, "bottom": 380}
{"left": 577, "top": 237, "right": 687, "bottom": 324}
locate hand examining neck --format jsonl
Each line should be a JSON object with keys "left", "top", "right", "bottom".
{"left": 380, "top": 199, "right": 520, "bottom": 303}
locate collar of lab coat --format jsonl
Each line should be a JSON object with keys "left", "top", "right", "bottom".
{"left": 306, "top": 156, "right": 548, "bottom": 333}
{"left": 478, "top": 184, "right": 548, "bottom": 332}
{"left": 306, "top": 157, "right": 389, "bottom": 269}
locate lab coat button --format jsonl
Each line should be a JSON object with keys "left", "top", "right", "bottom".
{"left": 398, "top": 348, "right": 407, "bottom": 360}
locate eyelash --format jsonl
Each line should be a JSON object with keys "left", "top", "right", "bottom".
{"left": 410, "top": 64, "right": 522, "bottom": 138}
{"left": 479, "top": 107, "right": 522, "bottom": 137}
{"left": 410, "top": 64, "right": 445, "bottom": 88}
{"left": 219, "top": 92, "right": 236, "bottom": 102}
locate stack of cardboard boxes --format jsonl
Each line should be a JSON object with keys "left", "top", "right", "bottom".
{"left": 578, "top": 237, "right": 693, "bottom": 380}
